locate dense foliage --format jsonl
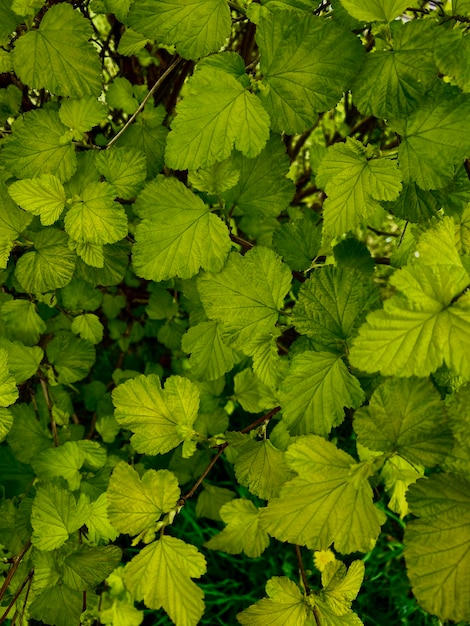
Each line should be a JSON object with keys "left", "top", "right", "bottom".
{"left": 1, "top": 0, "right": 470, "bottom": 624}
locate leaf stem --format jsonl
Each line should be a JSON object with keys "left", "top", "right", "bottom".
{"left": 228, "top": 1, "right": 247, "bottom": 15}
{"left": 0, "top": 541, "right": 32, "bottom": 605}
{"left": 40, "top": 377, "right": 58, "bottom": 447}
{"left": 106, "top": 56, "right": 182, "bottom": 150}
{"left": 295, "top": 544, "right": 311, "bottom": 596}
{"left": 0, "top": 569, "right": 33, "bottom": 624}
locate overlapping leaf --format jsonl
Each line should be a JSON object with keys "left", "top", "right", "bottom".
{"left": 12, "top": 3, "right": 101, "bottom": 96}
{"left": 237, "top": 576, "right": 309, "bottom": 625}
{"left": 205, "top": 499, "right": 270, "bottom": 558}
{"left": 133, "top": 178, "right": 231, "bottom": 281}
{"left": 256, "top": 12, "right": 364, "bottom": 133}
{"left": 260, "top": 435, "right": 385, "bottom": 553}
{"left": 317, "top": 138, "right": 402, "bottom": 238}
{"left": 165, "top": 66, "right": 270, "bottom": 170}
{"left": 339, "top": 0, "right": 416, "bottom": 21}
{"left": 0, "top": 349, "right": 17, "bottom": 407}
{"left": 354, "top": 377, "right": 452, "bottom": 466}
{"left": 46, "top": 332, "right": 96, "bottom": 384}
{"left": 280, "top": 351, "right": 364, "bottom": 436}
{"left": 112, "top": 374, "right": 200, "bottom": 455}
{"left": 198, "top": 247, "right": 292, "bottom": 353}
{"left": 124, "top": 535, "right": 207, "bottom": 626}
{"left": 181, "top": 321, "right": 237, "bottom": 381}
{"left": 8, "top": 174, "right": 66, "bottom": 225}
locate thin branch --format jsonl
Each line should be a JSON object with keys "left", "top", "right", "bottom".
{"left": 229, "top": 232, "right": 254, "bottom": 251}
{"left": 228, "top": 0, "right": 247, "bottom": 15}
{"left": 181, "top": 407, "right": 281, "bottom": 502}
{"left": 367, "top": 226, "right": 399, "bottom": 237}
{"left": 106, "top": 56, "right": 182, "bottom": 150}
{"left": 0, "top": 569, "right": 33, "bottom": 624}
{"left": 0, "top": 541, "right": 32, "bottom": 604}
{"left": 295, "top": 545, "right": 311, "bottom": 596}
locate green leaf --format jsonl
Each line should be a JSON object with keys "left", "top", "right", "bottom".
{"left": 405, "top": 474, "right": 470, "bottom": 622}
{"left": 74, "top": 241, "right": 129, "bottom": 286}
{"left": 0, "top": 110, "right": 77, "bottom": 182}
{"left": 29, "top": 584, "right": 89, "bottom": 626}
{"left": 0, "top": 181, "right": 33, "bottom": 246}
{"left": 15, "top": 228, "right": 76, "bottom": 294}
{"left": 32, "top": 441, "right": 85, "bottom": 491}
{"left": 272, "top": 217, "right": 322, "bottom": 271}
{"left": 261, "top": 435, "right": 385, "bottom": 553}
{"left": 385, "top": 182, "right": 440, "bottom": 223}
{"left": 352, "top": 20, "right": 438, "bottom": 119}
{"left": 256, "top": 12, "right": 364, "bottom": 133}
{"left": 205, "top": 499, "right": 270, "bottom": 558}
{"left": 46, "top": 332, "right": 96, "bottom": 384}
{"left": 60, "top": 279, "right": 103, "bottom": 312}
{"left": 132, "top": 178, "right": 231, "bottom": 281}
{"left": 393, "top": 84, "right": 470, "bottom": 190}
{"left": 181, "top": 321, "right": 237, "bottom": 382}
{"left": 350, "top": 218, "right": 470, "bottom": 378}
{"left": 107, "top": 462, "right": 180, "bottom": 536}
{"left": 124, "top": 535, "right": 206, "bottom": 625}
{"left": 232, "top": 438, "right": 294, "bottom": 499}
{"left": 117, "top": 27, "right": 151, "bottom": 56}
{"left": 115, "top": 105, "right": 168, "bottom": 178}
{"left": 316, "top": 138, "right": 402, "bottom": 238}
{"left": 198, "top": 247, "right": 292, "bottom": 353}
{"left": 237, "top": 576, "right": 309, "bottom": 625}
{"left": 195, "top": 484, "right": 236, "bottom": 521}
{"left": 333, "top": 238, "right": 374, "bottom": 275}
{"left": 107, "top": 76, "right": 139, "bottom": 114}
{"left": 0, "top": 349, "right": 17, "bottom": 407}
{"left": 319, "top": 559, "right": 365, "bottom": 617}
{"left": 435, "top": 29, "right": 470, "bottom": 93}
{"left": 339, "top": 0, "right": 415, "bottom": 21}
{"left": 8, "top": 174, "right": 66, "bottom": 226}
{"left": 292, "top": 266, "right": 380, "bottom": 354}
{"left": 165, "top": 66, "right": 270, "bottom": 171}
{"left": 112, "top": 374, "right": 200, "bottom": 455}
{"left": 12, "top": 3, "right": 102, "bottom": 96}
{"left": 0, "top": 337, "right": 43, "bottom": 383}
{"left": 127, "top": 0, "right": 231, "bottom": 60}
{"left": 279, "top": 351, "right": 364, "bottom": 437}
{"left": 0, "top": 408, "right": 13, "bottom": 443}
{"left": 222, "top": 137, "right": 295, "bottom": 218}
{"left": 0, "top": 299, "right": 46, "bottom": 345}
{"left": 95, "top": 147, "right": 147, "bottom": 199}
{"left": 188, "top": 159, "right": 240, "bottom": 195}
{"left": 0, "top": 0, "right": 20, "bottom": 46}
{"left": 59, "top": 97, "right": 106, "bottom": 140}
{"left": 71, "top": 313, "right": 103, "bottom": 344}
{"left": 65, "top": 182, "right": 128, "bottom": 245}
{"left": 86, "top": 493, "right": 119, "bottom": 545}
{"left": 61, "top": 544, "right": 122, "bottom": 591}
{"left": 353, "top": 378, "right": 452, "bottom": 467}
{"left": 31, "top": 483, "right": 91, "bottom": 551}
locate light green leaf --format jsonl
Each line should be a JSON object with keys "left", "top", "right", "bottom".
{"left": 317, "top": 138, "right": 402, "bottom": 238}
{"left": 65, "top": 182, "right": 128, "bottom": 245}
{"left": 188, "top": 159, "right": 240, "bottom": 196}
{"left": 107, "top": 76, "right": 139, "bottom": 114}
{"left": 71, "top": 313, "right": 104, "bottom": 344}
{"left": 165, "top": 66, "right": 270, "bottom": 171}
{"left": 59, "top": 97, "right": 106, "bottom": 140}
{"left": 354, "top": 378, "right": 452, "bottom": 467}
{"left": 405, "top": 474, "right": 470, "bottom": 622}
{"left": 0, "top": 408, "right": 13, "bottom": 442}
{"left": 32, "top": 441, "right": 85, "bottom": 491}
{"left": 8, "top": 174, "right": 66, "bottom": 226}
{"left": 205, "top": 499, "right": 270, "bottom": 558}
{"left": 0, "top": 299, "right": 46, "bottom": 346}
{"left": 280, "top": 351, "right": 364, "bottom": 437}
{"left": 12, "top": 3, "right": 102, "bottom": 96}
{"left": 112, "top": 374, "right": 199, "bottom": 455}
{"left": 256, "top": 12, "right": 364, "bottom": 133}
{"left": 127, "top": 0, "right": 231, "bottom": 60}
{"left": 320, "top": 559, "right": 365, "bottom": 616}
{"left": 381, "top": 455, "right": 422, "bottom": 518}
{"left": 31, "top": 483, "right": 91, "bottom": 551}
{"left": 292, "top": 266, "right": 380, "bottom": 354}
{"left": 237, "top": 576, "right": 309, "bottom": 625}
{"left": 232, "top": 439, "right": 294, "bottom": 499}
{"left": 352, "top": 20, "right": 438, "bottom": 118}
{"left": 86, "top": 493, "right": 120, "bottom": 545}
{"left": 261, "top": 436, "right": 385, "bottom": 553}
{"left": 394, "top": 84, "right": 470, "bottom": 189}
{"left": 46, "top": 332, "right": 96, "bottom": 384}
{"left": 339, "top": 0, "right": 415, "bottom": 21}
{"left": 222, "top": 137, "right": 295, "bottom": 218}
{"left": 133, "top": 178, "right": 231, "bottom": 281}
{"left": 124, "top": 535, "right": 206, "bottom": 625}
{"left": 107, "top": 462, "right": 180, "bottom": 536}
{"left": 95, "top": 147, "right": 147, "bottom": 199}
{"left": 181, "top": 321, "right": 237, "bottom": 381}
{"left": 0, "top": 338, "right": 43, "bottom": 384}
{"left": 0, "top": 181, "right": 33, "bottom": 244}
{"left": 233, "top": 368, "right": 278, "bottom": 413}
{"left": 198, "top": 247, "right": 292, "bottom": 353}
{"left": 117, "top": 27, "right": 151, "bottom": 56}
{"left": 0, "top": 110, "right": 77, "bottom": 182}
{"left": 350, "top": 219, "right": 470, "bottom": 378}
